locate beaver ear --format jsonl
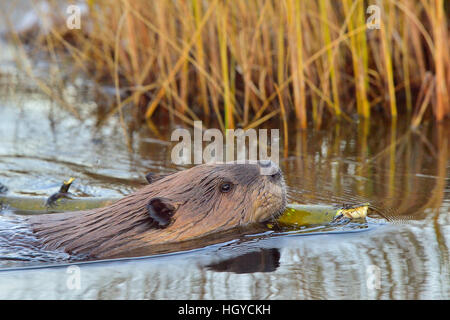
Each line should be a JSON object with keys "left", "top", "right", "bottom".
{"left": 145, "top": 172, "right": 171, "bottom": 184}
{"left": 146, "top": 198, "right": 179, "bottom": 228}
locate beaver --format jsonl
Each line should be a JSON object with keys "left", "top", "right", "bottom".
{"left": 27, "top": 161, "right": 286, "bottom": 259}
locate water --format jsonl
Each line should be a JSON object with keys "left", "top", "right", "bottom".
{"left": 0, "top": 25, "right": 449, "bottom": 300}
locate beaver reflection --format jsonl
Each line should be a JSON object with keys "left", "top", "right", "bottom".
{"left": 207, "top": 248, "right": 280, "bottom": 274}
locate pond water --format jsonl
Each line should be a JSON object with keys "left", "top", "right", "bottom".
{"left": 0, "top": 38, "right": 449, "bottom": 299}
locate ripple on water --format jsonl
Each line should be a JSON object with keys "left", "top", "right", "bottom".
{"left": 0, "top": 212, "right": 71, "bottom": 268}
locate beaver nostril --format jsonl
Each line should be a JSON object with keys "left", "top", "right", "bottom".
{"left": 258, "top": 160, "right": 282, "bottom": 178}
{"left": 269, "top": 170, "right": 282, "bottom": 181}
{"left": 258, "top": 160, "right": 272, "bottom": 168}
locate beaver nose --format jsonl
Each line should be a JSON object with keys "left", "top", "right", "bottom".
{"left": 258, "top": 160, "right": 282, "bottom": 180}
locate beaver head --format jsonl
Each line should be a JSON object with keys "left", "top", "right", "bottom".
{"left": 28, "top": 161, "right": 286, "bottom": 259}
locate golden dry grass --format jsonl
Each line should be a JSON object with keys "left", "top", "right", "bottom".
{"left": 11, "top": 0, "right": 450, "bottom": 130}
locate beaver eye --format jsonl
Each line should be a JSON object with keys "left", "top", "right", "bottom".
{"left": 220, "top": 182, "right": 233, "bottom": 193}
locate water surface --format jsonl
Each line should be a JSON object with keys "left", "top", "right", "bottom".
{"left": 0, "top": 36, "right": 449, "bottom": 299}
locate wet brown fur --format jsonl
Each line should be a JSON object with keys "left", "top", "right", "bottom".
{"left": 28, "top": 163, "right": 286, "bottom": 259}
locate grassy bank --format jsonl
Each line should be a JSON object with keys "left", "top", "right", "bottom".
{"left": 8, "top": 0, "right": 450, "bottom": 130}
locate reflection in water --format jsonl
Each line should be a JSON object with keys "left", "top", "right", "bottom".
{"left": 207, "top": 249, "right": 281, "bottom": 274}
{"left": 285, "top": 118, "right": 449, "bottom": 223}
{"left": 1, "top": 222, "right": 448, "bottom": 299}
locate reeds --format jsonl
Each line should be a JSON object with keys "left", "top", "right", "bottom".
{"left": 343, "top": 0, "right": 370, "bottom": 118}
{"left": 17, "top": 0, "right": 450, "bottom": 129}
